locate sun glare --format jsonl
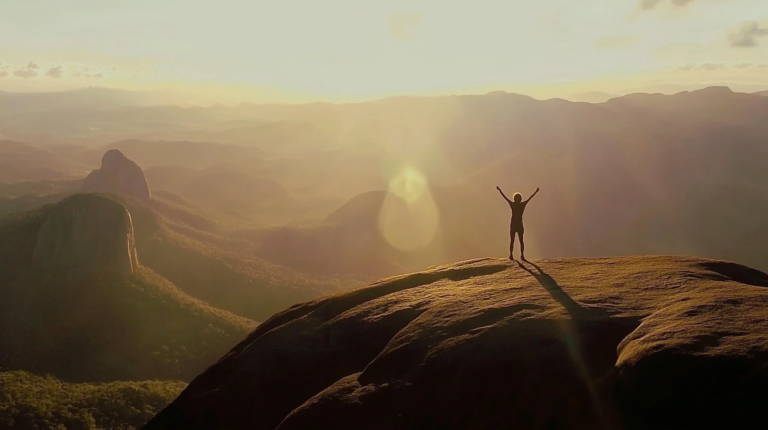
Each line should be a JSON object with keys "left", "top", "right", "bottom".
{"left": 378, "top": 166, "right": 440, "bottom": 252}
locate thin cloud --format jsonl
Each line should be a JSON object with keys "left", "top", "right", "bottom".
{"left": 0, "top": 70, "right": 7, "bottom": 78}
{"left": 12, "top": 61, "right": 40, "bottom": 78}
{"left": 13, "top": 69, "right": 37, "bottom": 78}
{"left": 13, "top": 68, "right": 37, "bottom": 79}
{"left": 641, "top": 0, "right": 697, "bottom": 11}
{"left": 728, "top": 21, "right": 768, "bottom": 48}
{"left": 640, "top": 0, "right": 661, "bottom": 10}
{"left": 45, "top": 65, "right": 64, "bottom": 78}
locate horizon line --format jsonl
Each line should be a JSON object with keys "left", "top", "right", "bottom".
{"left": 0, "top": 84, "right": 762, "bottom": 108}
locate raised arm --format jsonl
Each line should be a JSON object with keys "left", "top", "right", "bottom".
{"left": 524, "top": 187, "right": 540, "bottom": 204}
{"left": 496, "top": 186, "right": 512, "bottom": 203}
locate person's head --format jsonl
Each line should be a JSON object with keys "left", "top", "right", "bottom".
{"left": 513, "top": 193, "right": 522, "bottom": 203}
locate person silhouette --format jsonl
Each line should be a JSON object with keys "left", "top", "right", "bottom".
{"left": 497, "top": 186, "right": 539, "bottom": 261}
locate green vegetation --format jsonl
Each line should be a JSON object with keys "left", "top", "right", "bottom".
{"left": 150, "top": 191, "right": 222, "bottom": 233}
{"left": 0, "top": 179, "right": 81, "bottom": 198}
{"left": 0, "top": 371, "right": 185, "bottom": 430}
{"left": 0, "top": 199, "right": 255, "bottom": 382}
{"left": 0, "top": 192, "right": 69, "bottom": 219}
{"left": 0, "top": 264, "right": 254, "bottom": 382}
{"left": 109, "top": 194, "right": 352, "bottom": 321}
{"left": 0, "top": 187, "right": 353, "bottom": 321}
{"left": 0, "top": 191, "right": 352, "bottom": 428}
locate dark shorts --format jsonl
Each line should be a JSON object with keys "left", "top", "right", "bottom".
{"left": 510, "top": 225, "right": 524, "bottom": 235}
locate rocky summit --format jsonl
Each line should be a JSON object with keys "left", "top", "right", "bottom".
{"left": 33, "top": 193, "right": 138, "bottom": 274}
{"left": 144, "top": 256, "right": 768, "bottom": 430}
{"left": 81, "top": 149, "right": 152, "bottom": 202}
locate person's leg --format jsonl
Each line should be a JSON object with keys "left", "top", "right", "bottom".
{"left": 509, "top": 230, "right": 516, "bottom": 260}
{"left": 520, "top": 230, "right": 526, "bottom": 261}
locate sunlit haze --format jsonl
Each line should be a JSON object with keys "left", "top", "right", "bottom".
{"left": 2, "top": 0, "right": 767, "bottom": 103}
{"left": 4, "top": 2, "right": 768, "bottom": 429}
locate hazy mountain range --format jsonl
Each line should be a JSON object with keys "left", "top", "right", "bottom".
{"left": 2, "top": 85, "right": 768, "bottom": 428}
{"left": 2, "top": 85, "right": 767, "bottom": 275}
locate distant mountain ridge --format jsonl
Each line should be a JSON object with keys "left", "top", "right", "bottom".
{"left": 81, "top": 149, "right": 152, "bottom": 202}
{"left": 0, "top": 87, "right": 156, "bottom": 114}
{"left": 0, "top": 140, "right": 89, "bottom": 182}
{"left": 4, "top": 87, "right": 768, "bottom": 277}
{"left": 0, "top": 85, "right": 759, "bottom": 146}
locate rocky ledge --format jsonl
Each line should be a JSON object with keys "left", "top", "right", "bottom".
{"left": 144, "top": 256, "right": 768, "bottom": 430}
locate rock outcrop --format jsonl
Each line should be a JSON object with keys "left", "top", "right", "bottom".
{"left": 33, "top": 193, "right": 138, "bottom": 274}
{"left": 81, "top": 149, "right": 151, "bottom": 202}
{"left": 0, "top": 193, "right": 255, "bottom": 383}
{"left": 143, "top": 256, "right": 768, "bottom": 430}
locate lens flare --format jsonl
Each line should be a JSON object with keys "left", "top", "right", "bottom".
{"left": 378, "top": 166, "right": 440, "bottom": 252}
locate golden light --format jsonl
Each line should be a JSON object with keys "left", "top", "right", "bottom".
{"left": 378, "top": 166, "right": 440, "bottom": 252}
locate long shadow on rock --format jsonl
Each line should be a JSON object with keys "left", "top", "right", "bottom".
{"left": 306, "top": 262, "right": 642, "bottom": 430}
{"left": 697, "top": 260, "right": 768, "bottom": 287}
{"left": 516, "top": 260, "right": 639, "bottom": 377}
{"left": 513, "top": 260, "right": 641, "bottom": 428}
{"left": 514, "top": 260, "right": 768, "bottom": 430}
{"left": 281, "top": 307, "right": 642, "bottom": 430}
{"left": 517, "top": 260, "right": 612, "bottom": 321}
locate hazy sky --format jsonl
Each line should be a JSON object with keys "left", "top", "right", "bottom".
{"left": 1, "top": 0, "right": 767, "bottom": 102}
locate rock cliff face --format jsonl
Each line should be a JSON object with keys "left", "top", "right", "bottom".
{"left": 81, "top": 149, "right": 151, "bottom": 202}
{"left": 143, "top": 256, "right": 768, "bottom": 430}
{"left": 33, "top": 194, "right": 138, "bottom": 274}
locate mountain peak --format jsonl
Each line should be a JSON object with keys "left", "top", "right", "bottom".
{"left": 81, "top": 149, "right": 151, "bottom": 202}
{"left": 102, "top": 148, "right": 129, "bottom": 168}
{"left": 32, "top": 193, "right": 139, "bottom": 274}
{"left": 694, "top": 85, "right": 734, "bottom": 94}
